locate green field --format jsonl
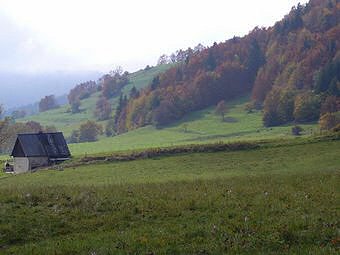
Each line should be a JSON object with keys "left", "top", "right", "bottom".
{"left": 68, "top": 97, "right": 318, "bottom": 156}
{"left": 19, "top": 64, "right": 172, "bottom": 137}
{"left": 0, "top": 139, "right": 339, "bottom": 254}
{"left": 20, "top": 93, "right": 101, "bottom": 136}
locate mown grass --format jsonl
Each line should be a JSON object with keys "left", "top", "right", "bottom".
{"left": 69, "top": 97, "right": 318, "bottom": 156}
{"left": 0, "top": 139, "right": 339, "bottom": 254}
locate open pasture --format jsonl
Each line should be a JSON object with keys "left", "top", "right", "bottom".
{"left": 0, "top": 139, "right": 339, "bottom": 254}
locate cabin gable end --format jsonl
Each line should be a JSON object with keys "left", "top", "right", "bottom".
{"left": 11, "top": 139, "right": 26, "bottom": 157}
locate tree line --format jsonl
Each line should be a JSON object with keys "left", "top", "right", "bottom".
{"left": 111, "top": 0, "right": 339, "bottom": 133}
{"left": 0, "top": 114, "right": 57, "bottom": 153}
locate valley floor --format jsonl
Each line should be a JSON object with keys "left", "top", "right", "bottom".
{"left": 68, "top": 97, "right": 318, "bottom": 157}
{"left": 0, "top": 138, "right": 339, "bottom": 254}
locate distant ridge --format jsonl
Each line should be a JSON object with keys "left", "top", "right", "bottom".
{"left": 0, "top": 70, "right": 102, "bottom": 109}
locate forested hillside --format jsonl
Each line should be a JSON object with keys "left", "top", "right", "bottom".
{"left": 114, "top": 0, "right": 339, "bottom": 133}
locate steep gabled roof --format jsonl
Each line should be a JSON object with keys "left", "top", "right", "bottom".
{"left": 11, "top": 132, "right": 71, "bottom": 158}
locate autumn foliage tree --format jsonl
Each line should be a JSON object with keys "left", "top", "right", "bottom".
{"left": 68, "top": 81, "right": 97, "bottom": 105}
{"left": 263, "top": 87, "right": 296, "bottom": 127}
{"left": 157, "top": 44, "right": 205, "bottom": 66}
{"left": 320, "top": 96, "right": 340, "bottom": 114}
{"left": 319, "top": 95, "right": 340, "bottom": 131}
{"left": 0, "top": 119, "right": 48, "bottom": 153}
{"left": 79, "top": 121, "right": 103, "bottom": 142}
{"left": 101, "top": 69, "right": 129, "bottom": 99}
{"left": 293, "top": 92, "right": 321, "bottom": 123}
{"left": 39, "top": 95, "right": 58, "bottom": 112}
{"left": 94, "top": 96, "right": 112, "bottom": 121}
{"left": 252, "top": 0, "right": 339, "bottom": 102}
{"left": 319, "top": 113, "right": 339, "bottom": 131}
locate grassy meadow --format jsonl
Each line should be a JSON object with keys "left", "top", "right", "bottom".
{"left": 20, "top": 94, "right": 101, "bottom": 136}
{"left": 68, "top": 97, "right": 318, "bottom": 156}
{"left": 0, "top": 139, "right": 339, "bottom": 254}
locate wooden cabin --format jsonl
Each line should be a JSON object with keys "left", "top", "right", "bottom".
{"left": 10, "top": 132, "right": 71, "bottom": 173}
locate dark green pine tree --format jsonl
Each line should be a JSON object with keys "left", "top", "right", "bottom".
{"left": 247, "top": 39, "right": 266, "bottom": 82}
{"left": 205, "top": 50, "right": 216, "bottom": 71}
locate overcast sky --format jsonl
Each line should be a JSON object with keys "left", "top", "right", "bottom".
{"left": 0, "top": 0, "right": 308, "bottom": 74}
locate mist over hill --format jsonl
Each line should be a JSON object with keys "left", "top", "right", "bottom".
{"left": 0, "top": 70, "right": 101, "bottom": 109}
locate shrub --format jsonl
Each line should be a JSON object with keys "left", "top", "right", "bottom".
{"left": 68, "top": 130, "right": 80, "bottom": 143}
{"left": 71, "top": 99, "right": 81, "bottom": 114}
{"left": 292, "top": 125, "right": 303, "bottom": 136}
{"left": 79, "top": 121, "right": 103, "bottom": 142}
{"left": 244, "top": 101, "right": 262, "bottom": 113}
{"left": 105, "top": 119, "right": 115, "bottom": 137}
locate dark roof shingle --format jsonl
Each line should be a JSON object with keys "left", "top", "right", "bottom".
{"left": 11, "top": 132, "right": 71, "bottom": 158}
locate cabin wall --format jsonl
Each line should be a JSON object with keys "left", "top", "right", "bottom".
{"left": 14, "top": 157, "right": 30, "bottom": 173}
{"left": 14, "top": 157, "right": 49, "bottom": 173}
{"left": 29, "top": 157, "right": 49, "bottom": 170}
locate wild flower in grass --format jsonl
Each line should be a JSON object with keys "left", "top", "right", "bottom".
{"left": 331, "top": 237, "right": 340, "bottom": 246}
{"left": 211, "top": 224, "right": 218, "bottom": 235}
{"left": 264, "top": 191, "right": 268, "bottom": 196}
{"left": 244, "top": 216, "right": 249, "bottom": 222}
{"left": 52, "top": 205, "right": 59, "bottom": 213}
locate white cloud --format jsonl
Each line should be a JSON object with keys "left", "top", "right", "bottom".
{"left": 0, "top": 0, "right": 308, "bottom": 73}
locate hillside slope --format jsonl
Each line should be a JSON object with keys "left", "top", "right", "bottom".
{"left": 19, "top": 64, "right": 171, "bottom": 136}
{"left": 0, "top": 70, "right": 101, "bottom": 109}
{"left": 68, "top": 97, "right": 317, "bottom": 156}
{"left": 113, "top": 0, "right": 339, "bottom": 132}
